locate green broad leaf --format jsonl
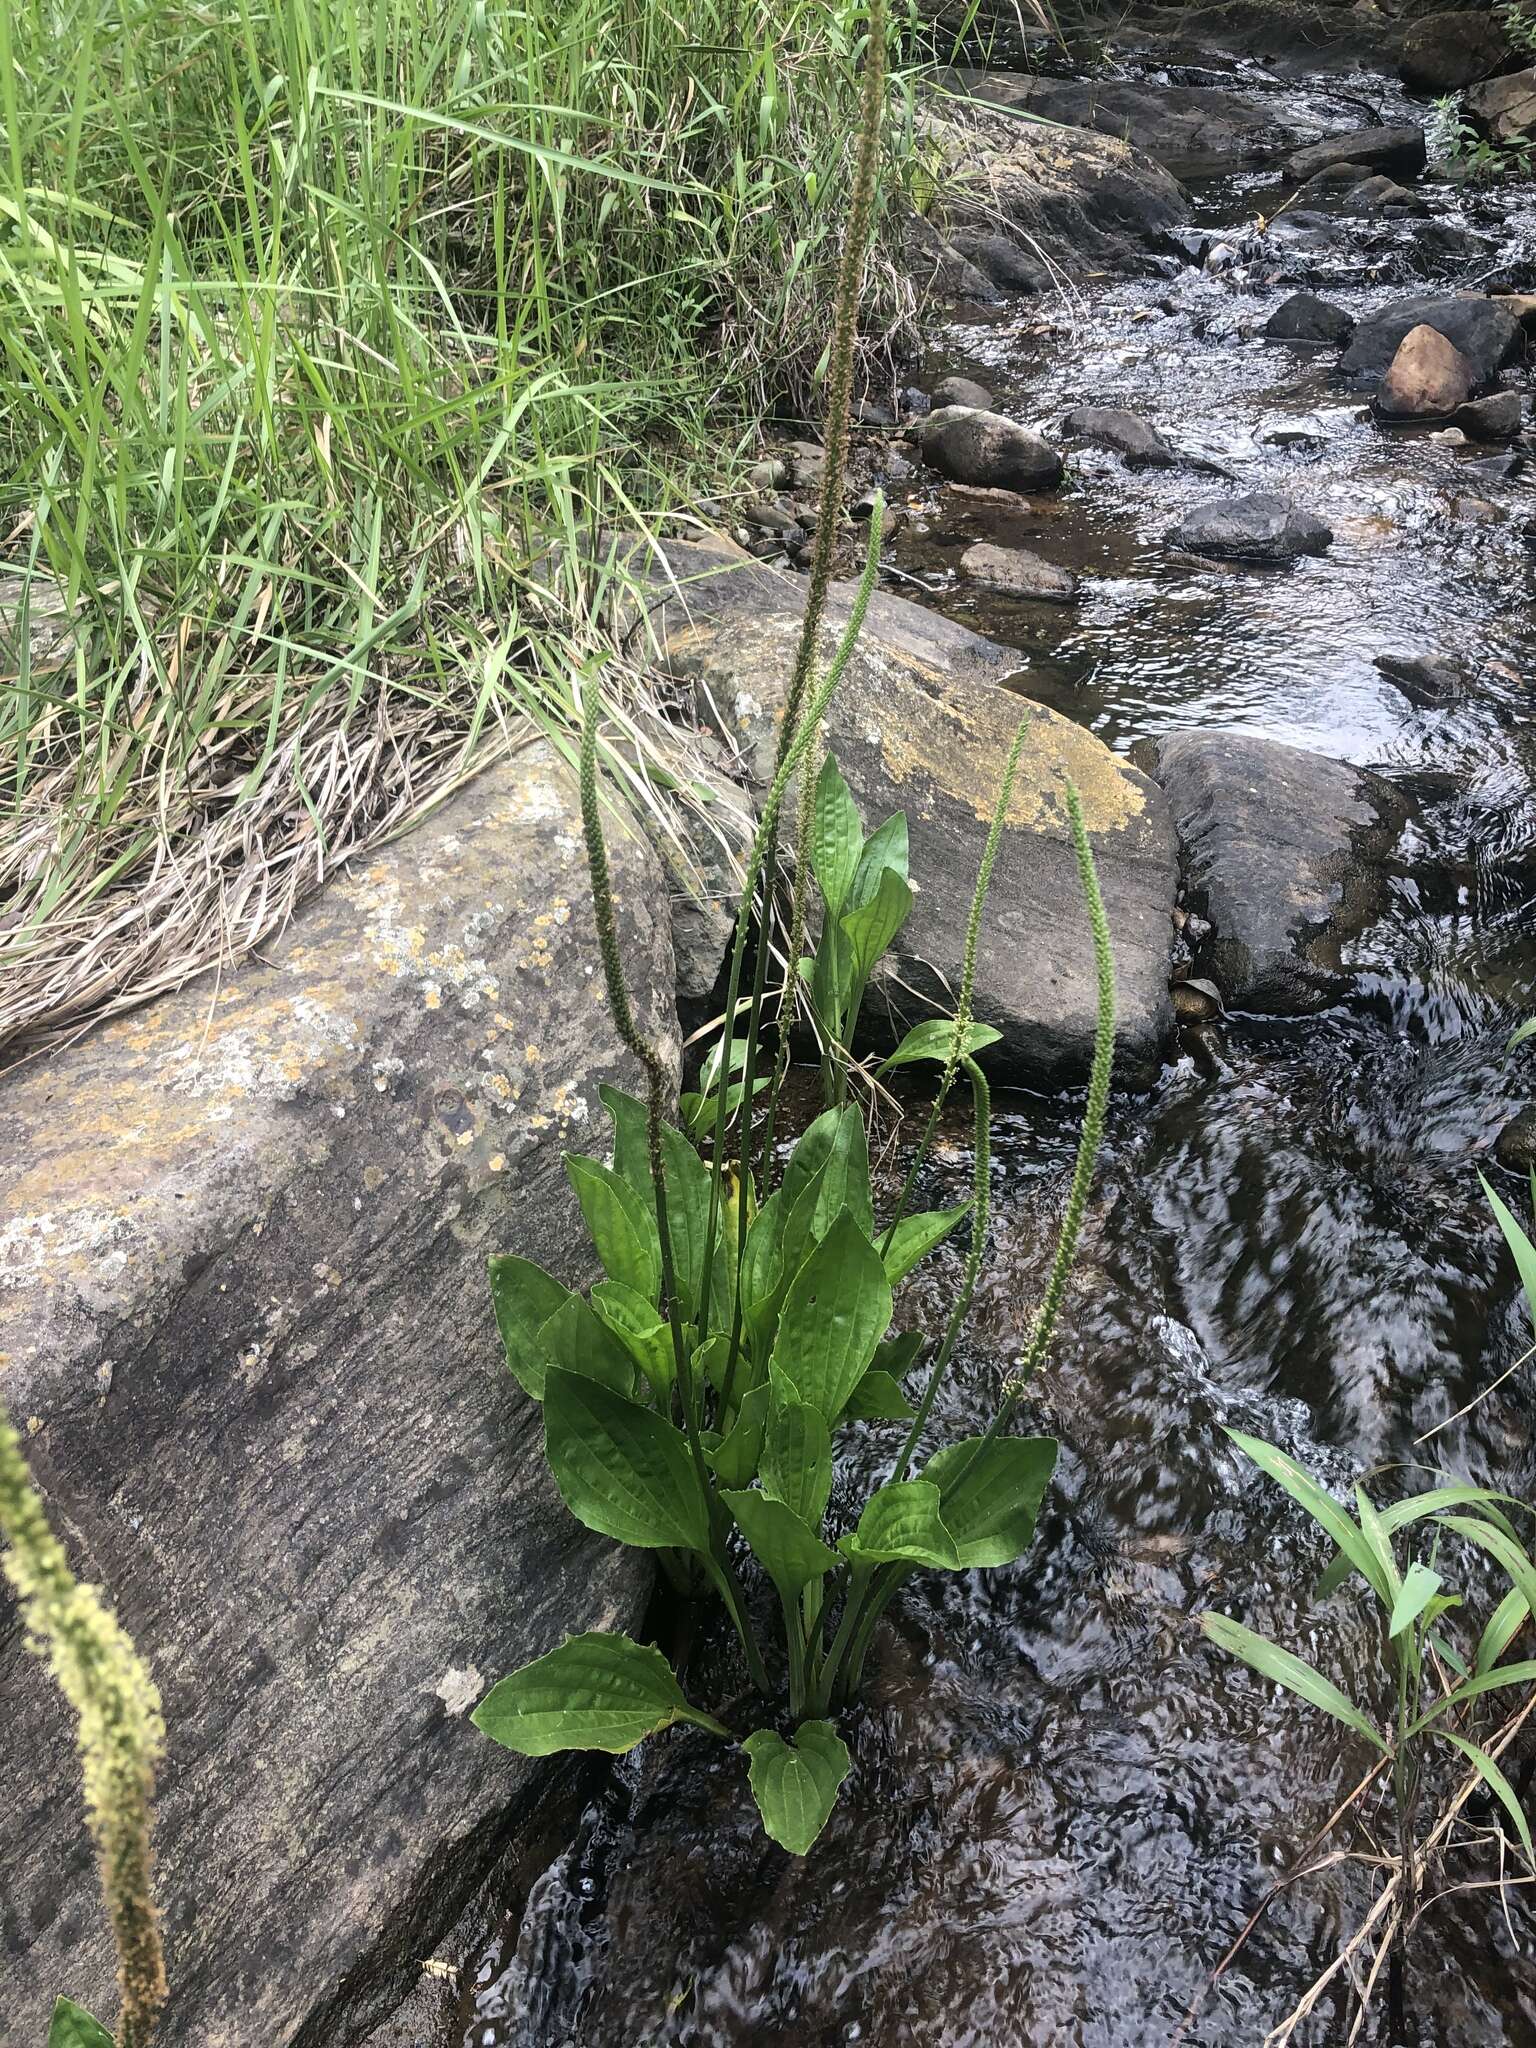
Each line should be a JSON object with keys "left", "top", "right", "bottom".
{"left": 811, "top": 754, "right": 864, "bottom": 918}
{"left": 590, "top": 1281, "right": 675, "bottom": 1400}
{"left": 598, "top": 1083, "right": 652, "bottom": 1194}
{"left": 1379, "top": 1485, "right": 1524, "bottom": 1543}
{"left": 1408, "top": 1659, "right": 1536, "bottom": 1737}
{"left": 1226, "top": 1431, "right": 1392, "bottom": 1608}
{"left": 710, "top": 1381, "right": 771, "bottom": 1488}
{"left": 48, "top": 2001, "right": 115, "bottom": 2048}
{"left": 489, "top": 1254, "right": 572, "bottom": 1400}
{"left": 741, "top": 1191, "right": 786, "bottom": 1360}
{"left": 877, "top": 1020, "right": 1003, "bottom": 1073}
{"left": 1436, "top": 1730, "right": 1534, "bottom": 1861}
{"left": 1482, "top": 1173, "right": 1536, "bottom": 1328}
{"left": 1442, "top": 1515, "right": 1536, "bottom": 1632}
{"left": 852, "top": 810, "right": 909, "bottom": 894}
{"left": 658, "top": 1123, "right": 719, "bottom": 1323}
{"left": 839, "top": 864, "right": 913, "bottom": 984}
{"left": 924, "top": 1435, "right": 1058, "bottom": 1568}
{"left": 694, "top": 1333, "right": 733, "bottom": 1397}
{"left": 1201, "top": 1613, "right": 1387, "bottom": 1752}
{"left": 1477, "top": 1588, "right": 1529, "bottom": 1675}
{"left": 1387, "top": 1561, "right": 1443, "bottom": 1639}
{"left": 722, "top": 1488, "right": 838, "bottom": 1594}
{"left": 780, "top": 1107, "right": 873, "bottom": 1239}
{"left": 773, "top": 1211, "right": 893, "bottom": 1422}
{"left": 872, "top": 1330, "right": 926, "bottom": 1379}
{"left": 842, "top": 1370, "right": 917, "bottom": 1421}
{"left": 566, "top": 1155, "right": 661, "bottom": 1300}
{"left": 881, "top": 1203, "right": 971, "bottom": 1286}
{"left": 781, "top": 1107, "right": 848, "bottom": 1215}
{"left": 841, "top": 1479, "right": 961, "bottom": 1568}
{"left": 760, "top": 1397, "right": 832, "bottom": 1526}
{"left": 544, "top": 1368, "right": 710, "bottom": 1551}
{"left": 537, "top": 1294, "right": 636, "bottom": 1395}
{"left": 742, "top": 1719, "right": 851, "bottom": 1855}
{"left": 472, "top": 1631, "right": 726, "bottom": 1756}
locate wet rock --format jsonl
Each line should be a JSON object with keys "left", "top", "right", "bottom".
{"left": 1374, "top": 650, "right": 1473, "bottom": 709}
{"left": 1285, "top": 123, "right": 1427, "bottom": 184}
{"left": 1455, "top": 389, "right": 1524, "bottom": 439}
{"left": 1341, "top": 293, "right": 1523, "bottom": 388}
{"left": 0, "top": 745, "right": 671, "bottom": 2045}
{"left": 1375, "top": 323, "right": 1476, "bottom": 420}
{"left": 1492, "top": 291, "right": 1536, "bottom": 331}
{"left": 1296, "top": 165, "right": 1428, "bottom": 216}
{"left": 1166, "top": 492, "right": 1333, "bottom": 563}
{"left": 1496, "top": 1105, "right": 1536, "bottom": 1172}
{"left": 916, "top": 406, "right": 1066, "bottom": 492}
{"left": 899, "top": 212, "right": 1000, "bottom": 303}
{"left": 899, "top": 388, "right": 931, "bottom": 420}
{"left": 959, "top": 541, "right": 1079, "bottom": 602}
{"left": 1465, "top": 65, "right": 1536, "bottom": 149}
{"left": 930, "top": 373, "right": 994, "bottom": 411}
{"left": 643, "top": 539, "right": 1177, "bottom": 1079}
{"left": 1465, "top": 449, "right": 1525, "bottom": 481}
{"left": 1401, "top": 10, "right": 1515, "bottom": 96}
{"left": 943, "top": 227, "right": 1049, "bottom": 293}
{"left": 1060, "top": 405, "right": 1178, "bottom": 467}
{"left": 1135, "top": 731, "right": 1404, "bottom": 1014}
{"left": 1450, "top": 492, "right": 1506, "bottom": 521}
{"left": 1263, "top": 290, "right": 1355, "bottom": 346}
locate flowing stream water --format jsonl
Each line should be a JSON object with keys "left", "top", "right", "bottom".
{"left": 451, "top": 45, "right": 1536, "bottom": 2048}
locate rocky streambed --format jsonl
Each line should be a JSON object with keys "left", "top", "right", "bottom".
{"left": 434, "top": 16, "right": 1536, "bottom": 2048}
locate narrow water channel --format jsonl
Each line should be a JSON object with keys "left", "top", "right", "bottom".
{"left": 457, "top": 44, "right": 1536, "bottom": 2048}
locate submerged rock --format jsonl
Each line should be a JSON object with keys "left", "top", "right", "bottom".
{"left": 642, "top": 539, "right": 1177, "bottom": 1079}
{"left": 1061, "top": 405, "right": 1178, "bottom": 466}
{"left": 1284, "top": 122, "right": 1427, "bottom": 184}
{"left": 0, "top": 745, "right": 670, "bottom": 2043}
{"left": 1166, "top": 492, "right": 1333, "bottom": 563}
{"left": 1341, "top": 293, "right": 1522, "bottom": 388}
{"left": 1375, "top": 323, "right": 1476, "bottom": 420}
{"left": 1465, "top": 65, "right": 1536, "bottom": 149}
{"left": 1296, "top": 165, "right": 1427, "bottom": 216}
{"left": 1135, "top": 732, "right": 1404, "bottom": 1014}
{"left": 1264, "top": 290, "right": 1355, "bottom": 346}
{"left": 916, "top": 406, "right": 1066, "bottom": 492}
{"left": 960, "top": 540, "right": 1079, "bottom": 602}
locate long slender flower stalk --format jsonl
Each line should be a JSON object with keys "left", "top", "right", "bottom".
{"left": 0, "top": 1404, "right": 167, "bottom": 2047}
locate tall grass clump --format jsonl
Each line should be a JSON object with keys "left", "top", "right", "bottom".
{"left": 0, "top": 0, "right": 920, "bottom": 1061}
{"left": 0, "top": 1404, "right": 166, "bottom": 2045}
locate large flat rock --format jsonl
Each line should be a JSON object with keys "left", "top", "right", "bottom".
{"left": 0, "top": 745, "right": 672, "bottom": 2044}
{"left": 1137, "top": 732, "right": 1404, "bottom": 1014}
{"left": 635, "top": 542, "right": 1177, "bottom": 1082}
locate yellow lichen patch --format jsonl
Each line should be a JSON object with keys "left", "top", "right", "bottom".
{"left": 870, "top": 672, "right": 1146, "bottom": 836}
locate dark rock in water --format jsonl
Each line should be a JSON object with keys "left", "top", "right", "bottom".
{"left": 1341, "top": 293, "right": 1522, "bottom": 387}
{"left": 1167, "top": 492, "right": 1333, "bottom": 563}
{"left": 931, "top": 373, "right": 994, "bottom": 411}
{"left": 1296, "top": 165, "right": 1428, "bottom": 216}
{"left": 1374, "top": 651, "right": 1473, "bottom": 709}
{"left": 916, "top": 406, "right": 1066, "bottom": 492}
{"left": 855, "top": 398, "right": 897, "bottom": 428}
{"left": 1061, "top": 405, "right": 1178, "bottom": 466}
{"left": 959, "top": 540, "right": 1079, "bottom": 602}
{"left": 1463, "top": 451, "right": 1525, "bottom": 483}
{"left": 1401, "top": 10, "right": 1515, "bottom": 96}
{"left": 900, "top": 386, "right": 932, "bottom": 419}
{"left": 1375, "top": 324, "right": 1476, "bottom": 420}
{"left": 1465, "top": 65, "right": 1536, "bottom": 149}
{"left": 1134, "top": 731, "right": 1404, "bottom": 1014}
{"left": 1264, "top": 290, "right": 1355, "bottom": 346}
{"left": 1411, "top": 220, "right": 1501, "bottom": 275}
{"left": 1285, "top": 123, "right": 1427, "bottom": 184}
{"left": 944, "top": 227, "right": 1049, "bottom": 293}
{"left": 1455, "top": 389, "right": 1524, "bottom": 440}
{"left": 647, "top": 539, "right": 1177, "bottom": 1079}
{"left": 1496, "top": 1105, "right": 1536, "bottom": 1172}
{"left": 0, "top": 745, "right": 670, "bottom": 2044}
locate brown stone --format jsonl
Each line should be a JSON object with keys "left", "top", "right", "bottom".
{"left": 1465, "top": 66, "right": 1536, "bottom": 150}
{"left": 1374, "top": 323, "right": 1476, "bottom": 421}
{"left": 959, "top": 541, "right": 1079, "bottom": 602}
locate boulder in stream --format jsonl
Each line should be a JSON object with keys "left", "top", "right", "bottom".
{"left": 915, "top": 406, "right": 1066, "bottom": 492}
{"left": 1401, "top": 10, "right": 1516, "bottom": 96}
{"left": 1454, "top": 389, "right": 1525, "bottom": 440}
{"left": 960, "top": 540, "right": 1079, "bottom": 602}
{"left": 1375, "top": 323, "right": 1477, "bottom": 421}
{"left": 1341, "top": 293, "right": 1523, "bottom": 388}
{"left": 640, "top": 539, "right": 1178, "bottom": 1080}
{"left": 1060, "top": 405, "right": 1178, "bottom": 467}
{"left": 1263, "top": 291, "right": 1355, "bottom": 346}
{"left": 1136, "top": 731, "right": 1404, "bottom": 1014}
{"left": 930, "top": 373, "right": 994, "bottom": 411}
{"left": 1166, "top": 492, "right": 1333, "bottom": 563}
{"left": 1284, "top": 122, "right": 1427, "bottom": 184}
{"left": 1465, "top": 65, "right": 1536, "bottom": 149}
{"left": 0, "top": 745, "right": 672, "bottom": 2045}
